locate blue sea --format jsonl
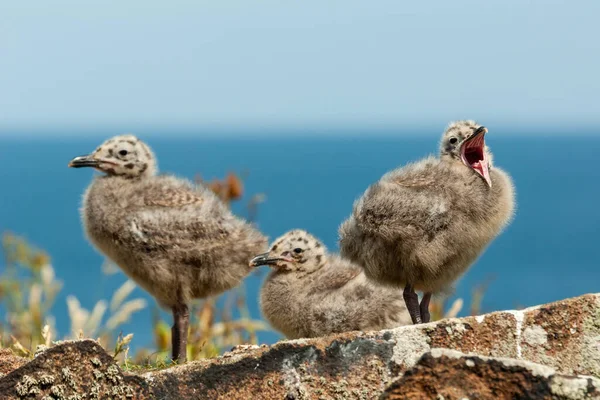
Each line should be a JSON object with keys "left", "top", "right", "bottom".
{"left": 1, "top": 133, "right": 599, "bottom": 351}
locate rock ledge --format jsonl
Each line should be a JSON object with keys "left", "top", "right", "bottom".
{"left": 1, "top": 293, "right": 599, "bottom": 399}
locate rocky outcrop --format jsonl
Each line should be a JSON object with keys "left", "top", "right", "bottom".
{"left": 0, "top": 340, "right": 150, "bottom": 399}
{"left": 382, "top": 349, "right": 600, "bottom": 400}
{"left": 0, "top": 350, "right": 27, "bottom": 376}
{"left": 0, "top": 293, "right": 599, "bottom": 399}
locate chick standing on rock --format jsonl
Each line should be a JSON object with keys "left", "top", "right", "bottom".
{"left": 339, "top": 121, "right": 515, "bottom": 325}
{"left": 68, "top": 135, "right": 267, "bottom": 362}
{"left": 250, "top": 230, "right": 411, "bottom": 339}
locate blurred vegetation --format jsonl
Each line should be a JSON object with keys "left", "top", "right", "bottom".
{"left": 430, "top": 277, "right": 495, "bottom": 322}
{"left": 0, "top": 233, "right": 147, "bottom": 358}
{"left": 0, "top": 171, "right": 491, "bottom": 368}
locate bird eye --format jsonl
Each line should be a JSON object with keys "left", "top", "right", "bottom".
{"left": 293, "top": 248, "right": 303, "bottom": 254}
{"left": 449, "top": 137, "right": 458, "bottom": 144}
{"left": 119, "top": 149, "right": 128, "bottom": 156}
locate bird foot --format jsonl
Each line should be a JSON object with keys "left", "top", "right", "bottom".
{"left": 171, "top": 303, "right": 190, "bottom": 363}
{"left": 420, "top": 292, "right": 432, "bottom": 324}
{"left": 171, "top": 324, "right": 180, "bottom": 362}
{"left": 403, "top": 285, "right": 422, "bottom": 324}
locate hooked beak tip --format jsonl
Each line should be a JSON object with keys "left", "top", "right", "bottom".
{"left": 249, "top": 253, "right": 274, "bottom": 268}
{"left": 69, "top": 155, "right": 99, "bottom": 169}
{"left": 475, "top": 126, "right": 488, "bottom": 136}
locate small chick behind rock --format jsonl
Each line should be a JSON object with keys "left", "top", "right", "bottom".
{"left": 250, "top": 230, "right": 411, "bottom": 339}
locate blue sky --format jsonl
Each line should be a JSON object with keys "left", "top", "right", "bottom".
{"left": 1, "top": 1, "right": 599, "bottom": 136}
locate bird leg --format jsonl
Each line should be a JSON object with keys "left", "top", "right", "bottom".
{"left": 171, "top": 303, "right": 190, "bottom": 363}
{"left": 403, "top": 285, "right": 422, "bottom": 324}
{"left": 420, "top": 292, "right": 432, "bottom": 323}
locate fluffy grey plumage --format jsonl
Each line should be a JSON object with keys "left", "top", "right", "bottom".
{"left": 339, "top": 121, "right": 515, "bottom": 324}
{"left": 69, "top": 134, "right": 267, "bottom": 362}
{"left": 250, "top": 230, "right": 411, "bottom": 339}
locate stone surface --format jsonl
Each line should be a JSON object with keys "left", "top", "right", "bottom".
{"left": 382, "top": 349, "right": 600, "bottom": 400}
{"left": 145, "top": 335, "right": 397, "bottom": 399}
{"left": 0, "top": 293, "right": 598, "bottom": 399}
{"left": 0, "top": 340, "right": 149, "bottom": 399}
{"left": 0, "top": 350, "right": 27, "bottom": 376}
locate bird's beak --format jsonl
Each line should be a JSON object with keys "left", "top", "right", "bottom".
{"left": 472, "top": 126, "right": 488, "bottom": 139}
{"left": 68, "top": 154, "right": 100, "bottom": 168}
{"left": 249, "top": 253, "right": 284, "bottom": 268}
{"left": 460, "top": 126, "right": 492, "bottom": 187}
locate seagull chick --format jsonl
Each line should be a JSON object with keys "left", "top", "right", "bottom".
{"left": 250, "top": 230, "right": 411, "bottom": 339}
{"left": 69, "top": 134, "right": 267, "bottom": 362}
{"left": 339, "top": 121, "right": 515, "bottom": 324}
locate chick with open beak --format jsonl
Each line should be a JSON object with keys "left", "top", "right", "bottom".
{"left": 339, "top": 120, "right": 515, "bottom": 325}
{"left": 252, "top": 230, "right": 411, "bottom": 339}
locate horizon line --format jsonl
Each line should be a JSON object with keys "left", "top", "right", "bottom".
{"left": 1, "top": 122, "right": 599, "bottom": 138}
